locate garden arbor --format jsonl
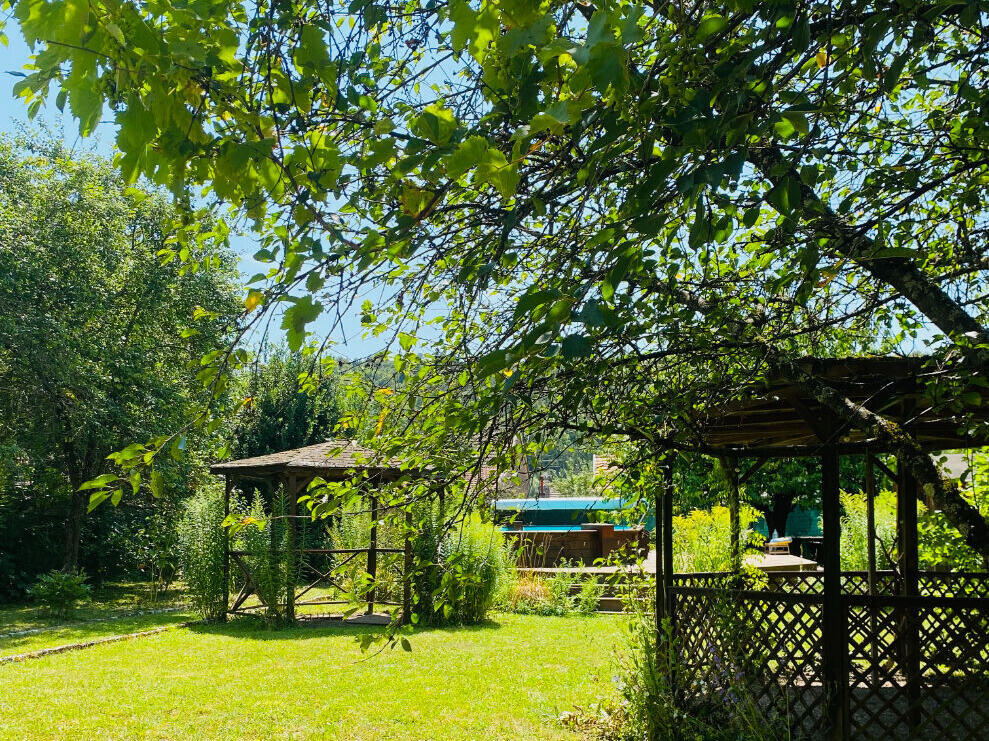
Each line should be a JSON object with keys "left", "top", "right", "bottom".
{"left": 655, "top": 357, "right": 989, "bottom": 740}
{"left": 211, "top": 441, "right": 419, "bottom": 624}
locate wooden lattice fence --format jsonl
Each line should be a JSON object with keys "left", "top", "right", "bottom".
{"left": 670, "top": 572, "right": 989, "bottom": 740}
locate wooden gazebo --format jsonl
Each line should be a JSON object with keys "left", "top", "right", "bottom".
{"left": 654, "top": 357, "right": 989, "bottom": 740}
{"left": 211, "top": 440, "right": 419, "bottom": 624}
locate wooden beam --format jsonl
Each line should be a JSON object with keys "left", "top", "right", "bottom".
{"left": 896, "top": 455, "right": 921, "bottom": 730}
{"left": 870, "top": 455, "right": 897, "bottom": 486}
{"left": 738, "top": 455, "right": 770, "bottom": 486}
{"left": 865, "top": 455, "right": 878, "bottom": 686}
{"left": 661, "top": 456, "right": 676, "bottom": 697}
{"left": 367, "top": 493, "right": 378, "bottom": 616}
{"left": 285, "top": 473, "right": 297, "bottom": 622}
{"left": 222, "top": 475, "right": 233, "bottom": 622}
{"left": 662, "top": 459, "right": 674, "bottom": 623}
{"left": 402, "top": 508, "right": 413, "bottom": 625}
{"left": 821, "top": 446, "right": 849, "bottom": 740}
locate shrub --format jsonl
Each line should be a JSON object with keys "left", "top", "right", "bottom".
{"left": 176, "top": 485, "right": 227, "bottom": 621}
{"left": 236, "top": 492, "right": 289, "bottom": 624}
{"left": 409, "top": 500, "right": 446, "bottom": 623}
{"left": 839, "top": 489, "right": 896, "bottom": 570}
{"left": 435, "top": 513, "right": 509, "bottom": 624}
{"left": 28, "top": 569, "right": 91, "bottom": 618}
{"left": 502, "top": 566, "right": 602, "bottom": 616}
{"left": 672, "top": 505, "right": 763, "bottom": 573}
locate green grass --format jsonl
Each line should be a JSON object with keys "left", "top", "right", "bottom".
{"left": 0, "top": 612, "right": 618, "bottom": 740}
{"left": 0, "top": 582, "right": 192, "bottom": 658}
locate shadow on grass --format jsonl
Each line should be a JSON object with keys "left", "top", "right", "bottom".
{"left": 0, "top": 611, "right": 193, "bottom": 656}
{"left": 186, "top": 615, "right": 503, "bottom": 642}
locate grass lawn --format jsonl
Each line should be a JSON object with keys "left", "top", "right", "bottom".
{"left": 0, "top": 582, "right": 192, "bottom": 658}
{"left": 0, "top": 612, "right": 619, "bottom": 740}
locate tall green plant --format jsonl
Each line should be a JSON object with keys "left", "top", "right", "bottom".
{"left": 176, "top": 485, "right": 227, "bottom": 621}
{"left": 673, "top": 505, "right": 763, "bottom": 573}
{"left": 838, "top": 490, "right": 897, "bottom": 571}
{"left": 236, "top": 492, "right": 289, "bottom": 624}
{"left": 435, "top": 513, "right": 509, "bottom": 624}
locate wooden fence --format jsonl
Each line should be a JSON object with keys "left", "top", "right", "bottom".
{"left": 669, "top": 571, "right": 989, "bottom": 740}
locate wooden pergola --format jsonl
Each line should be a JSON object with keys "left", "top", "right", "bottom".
{"left": 654, "top": 357, "right": 989, "bottom": 740}
{"left": 211, "top": 440, "right": 420, "bottom": 624}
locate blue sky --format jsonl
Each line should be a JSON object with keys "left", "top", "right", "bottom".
{"left": 0, "top": 24, "right": 384, "bottom": 359}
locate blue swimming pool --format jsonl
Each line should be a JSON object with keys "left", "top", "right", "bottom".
{"left": 502, "top": 525, "right": 639, "bottom": 532}
{"left": 493, "top": 496, "right": 653, "bottom": 529}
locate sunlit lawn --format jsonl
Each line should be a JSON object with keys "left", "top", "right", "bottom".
{"left": 0, "top": 582, "right": 192, "bottom": 658}
{"left": 0, "top": 612, "right": 619, "bottom": 740}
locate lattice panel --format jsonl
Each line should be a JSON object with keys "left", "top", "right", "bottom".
{"left": 919, "top": 573, "right": 989, "bottom": 599}
{"left": 673, "top": 572, "right": 989, "bottom": 741}
{"left": 673, "top": 587, "right": 826, "bottom": 739}
{"left": 916, "top": 602, "right": 989, "bottom": 739}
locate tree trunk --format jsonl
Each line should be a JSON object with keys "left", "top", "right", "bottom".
{"left": 789, "top": 367, "right": 989, "bottom": 561}
{"left": 750, "top": 146, "right": 989, "bottom": 350}
{"left": 765, "top": 492, "right": 794, "bottom": 537}
{"left": 63, "top": 489, "right": 85, "bottom": 572}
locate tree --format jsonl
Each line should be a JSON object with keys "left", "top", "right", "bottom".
{"left": 0, "top": 134, "right": 238, "bottom": 571}
{"left": 232, "top": 348, "right": 351, "bottom": 460}
{"left": 9, "top": 0, "right": 988, "bottom": 554}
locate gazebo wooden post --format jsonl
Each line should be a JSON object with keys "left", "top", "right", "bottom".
{"left": 865, "top": 454, "right": 878, "bottom": 684}
{"left": 655, "top": 460, "right": 666, "bottom": 625}
{"left": 722, "top": 456, "right": 741, "bottom": 572}
{"left": 366, "top": 491, "right": 378, "bottom": 616}
{"left": 222, "top": 475, "right": 233, "bottom": 622}
{"left": 660, "top": 455, "right": 676, "bottom": 697}
{"left": 896, "top": 455, "right": 922, "bottom": 730}
{"left": 821, "top": 445, "right": 849, "bottom": 740}
{"left": 402, "top": 507, "right": 413, "bottom": 625}
{"left": 662, "top": 457, "right": 674, "bottom": 628}
{"left": 285, "top": 472, "right": 297, "bottom": 622}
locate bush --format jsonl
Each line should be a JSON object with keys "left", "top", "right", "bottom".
{"left": 672, "top": 505, "right": 763, "bottom": 573}
{"left": 28, "top": 569, "right": 91, "bottom": 618}
{"left": 839, "top": 489, "right": 896, "bottom": 570}
{"left": 409, "top": 500, "right": 445, "bottom": 623}
{"left": 176, "top": 485, "right": 227, "bottom": 621}
{"left": 435, "top": 513, "right": 510, "bottom": 624}
{"left": 502, "top": 565, "right": 602, "bottom": 616}
{"left": 235, "top": 492, "right": 289, "bottom": 624}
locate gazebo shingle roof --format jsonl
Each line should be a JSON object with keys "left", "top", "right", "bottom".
{"left": 210, "top": 440, "right": 412, "bottom": 480}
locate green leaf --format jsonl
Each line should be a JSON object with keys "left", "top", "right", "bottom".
{"left": 561, "top": 334, "right": 592, "bottom": 358}
{"left": 78, "top": 474, "right": 118, "bottom": 491}
{"left": 474, "top": 147, "right": 519, "bottom": 200}
{"left": 400, "top": 637, "right": 412, "bottom": 652}
{"left": 696, "top": 14, "right": 727, "bottom": 42}
{"left": 413, "top": 104, "right": 458, "bottom": 145}
{"left": 281, "top": 296, "right": 324, "bottom": 351}
{"left": 445, "top": 136, "right": 488, "bottom": 179}
{"left": 150, "top": 470, "right": 164, "bottom": 498}
{"left": 105, "top": 22, "right": 125, "bottom": 46}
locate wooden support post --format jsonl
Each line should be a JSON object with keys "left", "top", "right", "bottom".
{"left": 367, "top": 493, "right": 378, "bottom": 616}
{"left": 821, "top": 446, "right": 849, "bottom": 740}
{"left": 865, "top": 455, "right": 878, "bottom": 685}
{"left": 661, "top": 456, "right": 677, "bottom": 699}
{"left": 662, "top": 459, "right": 674, "bottom": 627}
{"left": 655, "top": 462, "right": 666, "bottom": 623}
{"left": 285, "top": 474, "right": 297, "bottom": 622}
{"left": 402, "top": 507, "right": 413, "bottom": 625}
{"left": 222, "top": 475, "right": 232, "bottom": 622}
{"left": 722, "top": 457, "right": 741, "bottom": 572}
{"left": 896, "top": 455, "right": 921, "bottom": 730}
